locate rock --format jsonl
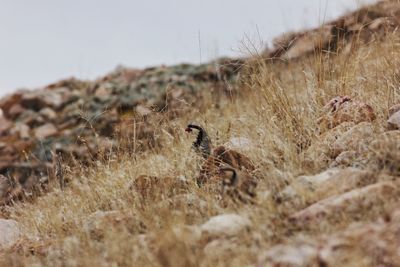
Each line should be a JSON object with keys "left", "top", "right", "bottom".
{"left": 39, "top": 107, "right": 57, "bottom": 120}
{"left": 279, "top": 168, "right": 341, "bottom": 201}
{"left": 226, "top": 137, "right": 253, "bottom": 151}
{"left": 330, "top": 150, "right": 358, "bottom": 168}
{"left": 257, "top": 243, "right": 319, "bottom": 267}
{"left": 94, "top": 86, "right": 110, "bottom": 98}
{"left": 279, "top": 168, "right": 374, "bottom": 203}
{"left": 21, "top": 89, "right": 70, "bottom": 111}
{"left": 318, "top": 96, "right": 376, "bottom": 132}
{"left": 388, "top": 110, "right": 400, "bottom": 130}
{"left": 388, "top": 104, "right": 400, "bottom": 117}
{"left": 8, "top": 104, "right": 25, "bottom": 119}
{"left": 0, "top": 116, "right": 12, "bottom": 135}
{"left": 283, "top": 26, "right": 333, "bottom": 60}
{"left": 331, "top": 122, "right": 377, "bottom": 158}
{"left": 10, "top": 123, "right": 30, "bottom": 139}
{"left": 0, "top": 219, "right": 21, "bottom": 249}
{"left": 302, "top": 122, "right": 355, "bottom": 169}
{"left": 135, "top": 104, "right": 152, "bottom": 116}
{"left": 290, "top": 182, "right": 398, "bottom": 225}
{"left": 200, "top": 214, "right": 251, "bottom": 237}
{"left": 0, "top": 92, "right": 24, "bottom": 117}
{"left": 34, "top": 123, "right": 57, "bottom": 139}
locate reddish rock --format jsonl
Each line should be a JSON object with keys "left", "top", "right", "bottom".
{"left": 318, "top": 96, "right": 376, "bottom": 132}
{"left": 34, "top": 123, "right": 57, "bottom": 139}
{"left": 7, "top": 104, "right": 25, "bottom": 119}
{"left": 0, "top": 117, "right": 12, "bottom": 135}
{"left": 290, "top": 182, "right": 397, "bottom": 225}
{"left": 0, "top": 92, "right": 24, "bottom": 117}
{"left": 280, "top": 168, "right": 374, "bottom": 203}
{"left": 331, "top": 122, "right": 377, "bottom": 157}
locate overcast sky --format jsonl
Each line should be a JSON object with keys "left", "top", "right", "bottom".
{"left": 0, "top": 0, "right": 377, "bottom": 95}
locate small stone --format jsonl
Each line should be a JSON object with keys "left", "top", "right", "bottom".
{"left": 227, "top": 137, "right": 253, "bottom": 151}
{"left": 94, "top": 86, "right": 109, "bottom": 98}
{"left": 0, "top": 219, "right": 21, "bottom": 249}
{"left": 200, "top": 214, "right": 251, "bottom": 237}
{"left": 388, "top": 110, "right": 400, "bottom": 130}
{"left": 135, "top": 104, "right": 152, "bottom": 116}
{"left": 0, "top": 116, "right": 12, "bottom": 135}
{"left": 39, "top": 107, "right": 57, "bottom": 120}
{"left": 388, "top": 104, "right": 400, "bottom": 117}
{"left": 258, "top": 243, "right": 318, "bottom": 267}
{"left": 34, "top": 123, "right": 57, "bottom": 139}
{"left": 8, "top": 104, "right": 25, "bottom": 119}
{"left": 10, "top": 123, "right": 30, "bottom": 139}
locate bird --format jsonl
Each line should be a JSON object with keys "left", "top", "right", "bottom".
{"left": 219, "top": 166, "right": 257, "bottom": 204}
{"left": 185, "top": 123, "right": 255, "bottom": 185}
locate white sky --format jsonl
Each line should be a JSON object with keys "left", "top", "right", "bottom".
{"left": 0, "top": 0, "right": 377, "bottom": 95}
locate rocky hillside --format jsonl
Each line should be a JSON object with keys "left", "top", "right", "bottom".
{"left": 1, "top": 1, "right": 400, "bottom": 266}
{"left": 0, "top": 58, "right": 244, "bottom": 203}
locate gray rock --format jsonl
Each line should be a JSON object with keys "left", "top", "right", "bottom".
{"left": 0, "top": 219, "right": 21, "bottom": 249}
{"left": 200, "top": 214, "right": 251, "bottom": 237}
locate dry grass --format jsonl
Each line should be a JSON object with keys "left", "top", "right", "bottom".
{"left": 1, "top": 32, "right": 400, "bottom": 267}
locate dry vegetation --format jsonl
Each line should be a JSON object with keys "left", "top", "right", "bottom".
{"left": 1, "top": 30, "right": 400, "bottom": 267}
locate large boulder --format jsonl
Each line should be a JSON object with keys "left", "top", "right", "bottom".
{"left": 279, "top": 168, "right": 374, "bottom": 204}
{"left": 290, "top": 181, "right": 398, "bottom": 225}
{"left": 330, "top": 122, "right": 378, "bottom": 158}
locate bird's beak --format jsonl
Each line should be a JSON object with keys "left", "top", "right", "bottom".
{"left": 185, "top": 127, "right": 192, "bottom": 133}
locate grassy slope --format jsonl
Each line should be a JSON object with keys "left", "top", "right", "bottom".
{"left": 1, "top": 31, "right": 400, "bottom": 267}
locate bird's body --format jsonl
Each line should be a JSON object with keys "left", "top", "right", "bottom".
{"left": 219, "top": 166, "right": 257, "bottom": 204}
{"left": 185, "top": 124, "right": 255, "bottom": 186}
